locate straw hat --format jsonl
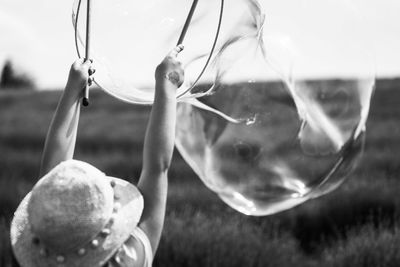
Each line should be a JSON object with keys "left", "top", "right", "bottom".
{"left": 10, "top": 160, "right": 144, "bottom": 267}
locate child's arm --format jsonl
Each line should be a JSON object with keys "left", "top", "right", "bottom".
{"left": 39, "top": 59, "right": 93, "bottom": 177}
{"left": 138, "top": 45, "right": 184, "bottom": 253}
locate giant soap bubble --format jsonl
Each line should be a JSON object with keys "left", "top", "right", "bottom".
{"left": 72, "top": 0, "right": 223, "bottom": 103}
{"left": 73, "top": 0, "right": 375, "bottom": 216}
{"left": 175, "top": 0, "right": 375, "bottom": 215}
{"left": 73, "top": 0, "right": 264, "bottom": 104}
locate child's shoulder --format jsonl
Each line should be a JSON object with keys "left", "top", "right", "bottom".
{"left": 106, "top": 227, "right": 153, "bottom": 267}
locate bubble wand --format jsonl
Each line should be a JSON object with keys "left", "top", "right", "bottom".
{"left": 177, "top": 0, "right": 199, "bottom": 45}
{"left": 82, "top": 0, "right": 92, "bottom": 106}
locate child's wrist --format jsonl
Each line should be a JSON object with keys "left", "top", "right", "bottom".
{"left": 155, "top": 84, "right": 177, "bottom": 101}
{"left": 63, "top": 83, "right": 82, "bottom": 102}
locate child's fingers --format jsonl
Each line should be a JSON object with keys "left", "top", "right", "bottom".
{"left": 88, "top": 76, "right": 94, "bottom": 86}
{"left": 168, "top": 44, "right": 184, "bottom": 58}
{"left": 83, "top": 58, "right": 93, "bottom": 63}
{"left": 89, "top": 67, "right": 96, "bottom": 76}
{"left": 82, "top": 58, "right": 92, "bottom": 67}
{"left": 82, "top": 59, "right": 95, "bottom": 78}
{"left": 76, "top": 58, "right": 85, "bottom": 64}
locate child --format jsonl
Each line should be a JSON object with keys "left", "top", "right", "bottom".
{"left": 10, "top": 44, "right": 184, "bottom": 267}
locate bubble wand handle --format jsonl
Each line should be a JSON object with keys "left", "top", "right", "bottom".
{"left": 177, "top": 0, "right": 199, "bottom": 45}
{"left": 82, "top": 0, "right": 91, "bottom": 107}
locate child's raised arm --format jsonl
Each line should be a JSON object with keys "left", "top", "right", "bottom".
{"left": 138, "top": 45, "right": 184, "bottom": 253}
{"left": 39, "top": 59, "right": 94, "bottom": 177}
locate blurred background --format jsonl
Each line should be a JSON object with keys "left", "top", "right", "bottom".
{"left": 1, "top": 0, "right": 400, "bottom": 267}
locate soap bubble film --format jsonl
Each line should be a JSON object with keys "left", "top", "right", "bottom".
{"left": 72, "top": 0, "right": 222, "bottom": 103}
{"left": 175, "top": 0, "right": 375, "bottom": 215}
{"left": 72, "top": 0, "right": 266, "bottom": 104}
{"left": 73, "top": 0, "right": 222, "bottom": 103}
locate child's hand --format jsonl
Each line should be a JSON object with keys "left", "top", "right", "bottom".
{"left": 155, "top": 45, "right": 185, "bottom": 89}
{"left": 65, "top": 59, "right": 95, "bottom": 98}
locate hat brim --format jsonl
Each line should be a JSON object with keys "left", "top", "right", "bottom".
{"left": 10, "top": 177, "right": 144, "bottom": 267}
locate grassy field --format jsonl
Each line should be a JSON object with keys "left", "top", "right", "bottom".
{"left": 1, "top": 79, "right": 400, "bottom": 267}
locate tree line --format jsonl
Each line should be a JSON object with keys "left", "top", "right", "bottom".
{"left": 0, "top": 60, "right": 35, "bottom": 90}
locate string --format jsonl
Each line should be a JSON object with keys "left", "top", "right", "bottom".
{"left": 177, "top": 0, "right": 225, "bottom": 98}
{"left": 74, "top": 0, "right": 83, "bottom": 59}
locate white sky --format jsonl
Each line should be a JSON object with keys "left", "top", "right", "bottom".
{"left": 0, "top": 0, "right": 399, "bottom": 89}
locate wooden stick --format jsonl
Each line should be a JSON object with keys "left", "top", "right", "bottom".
{"left": 177, "top": 0, "right": 199, "bottom": 45}
{"left": 82, "top": 0, "right": 92, "bottom": 107}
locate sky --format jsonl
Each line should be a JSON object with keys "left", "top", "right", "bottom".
{"left": 0, "top": 0, "right": 399, "bottom": 89}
